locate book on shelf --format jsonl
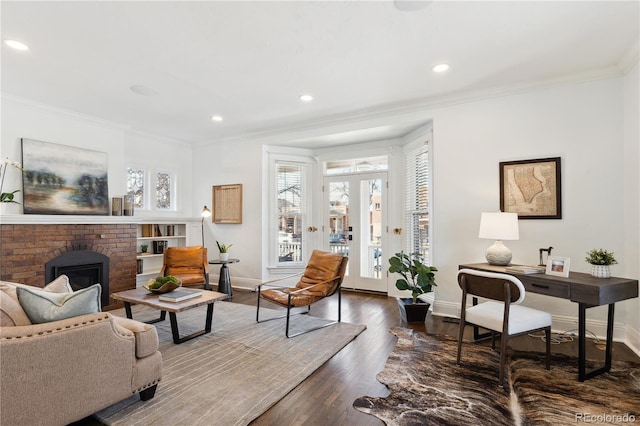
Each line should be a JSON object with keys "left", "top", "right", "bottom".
{"left": 141, "top": 224, "right": 155, "bottom": 237}
{"left": 141, "top": 224, "right": 163, "bottom": 237}
{"left": 505, "top": 265, "right": 546, "bottom": 274}
{"left": 159, "top": 289, "right": 202, "bottom": 303}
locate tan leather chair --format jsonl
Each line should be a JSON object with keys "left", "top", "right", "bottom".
{"left": 160, "top": 246, "right": 210, "bottom": 290}
{"left": 256, "top": 250, "right": 348, "bottom": 337}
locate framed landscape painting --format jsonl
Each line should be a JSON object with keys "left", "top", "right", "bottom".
{"left": 499, "top": 157, "right": 561, "bottom": 219}
{"left": 21, "top": 138, "right": 110, "bottom": 215}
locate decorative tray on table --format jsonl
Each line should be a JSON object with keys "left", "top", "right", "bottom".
{"left": 143, "top": 276, "right": 182, "bottom": 294}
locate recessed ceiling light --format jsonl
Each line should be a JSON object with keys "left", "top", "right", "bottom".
{"left": 4, "top": 39, "right": 29, "bottom": 51}
{"left": 211, "top": 115, "right": 223, "bottom": 122}
{"left": 432, "top": 63, "right": 450, "bottom": 73}
{"left": 394, "top": 0, "right": 432, "bottom": 12}
{"left": 299, "top": 94, "right": 313, "bottom": 102}
{"left": 130, "top": 84, "right": 158, "bottom": 96}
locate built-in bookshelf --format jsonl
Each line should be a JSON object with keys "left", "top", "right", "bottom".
{"left": 136, "top": 222, "right": 189, "bottom": 286}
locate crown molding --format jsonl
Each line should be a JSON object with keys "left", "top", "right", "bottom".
{"left": 618, "top": 37, "right": 639, "bottom": 74}
{"left": 195, "top": 65, "right": 625, "bottom": 147}
{"left": 1, "top": 93, "right": 193, "bottom": 147}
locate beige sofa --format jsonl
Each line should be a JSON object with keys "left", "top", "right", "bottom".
{"left": 0, "top": 280, "right": 162, "bottom": 426}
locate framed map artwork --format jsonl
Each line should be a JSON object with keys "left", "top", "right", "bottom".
{"left": 499, "top": 157, "right": 561, "bottom": 219}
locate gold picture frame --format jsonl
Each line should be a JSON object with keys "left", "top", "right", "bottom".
{"left": 212, "top": 184, "right": 242, "bottom": 224}
{"left": 499, "top": 157, "right": 561, "bottom": 219}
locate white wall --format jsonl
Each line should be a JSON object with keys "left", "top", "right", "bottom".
{"left": 2, "top": 69, "right": 638, "bottom": 349}
{"left": 192, "top": 75, "right": 638, "bottom": 348}
{"left": 191, "top": 138, "right": 264, "bottom": 287}
{"left": 623, "top": 61, "right": 640, "bottom": 348}
{"left": 432, "top": 78, "right": 626, "bottom": 313}
{"left": 0, "top": 96, "right": 194, "bottom": 218}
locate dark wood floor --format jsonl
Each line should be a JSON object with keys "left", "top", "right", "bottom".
{"left": 233, "top": 288, "right": 640, "bottom": 426}
{"left": 76, "top": 288, "right": 639, "bottom": 426}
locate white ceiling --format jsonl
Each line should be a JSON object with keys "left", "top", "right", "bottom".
{"left": 1, "top": 1, "right": 638, "bottom": 148}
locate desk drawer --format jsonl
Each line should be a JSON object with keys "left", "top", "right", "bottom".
{"left": 522, "top": 276, "right": 570, "bottom": 299}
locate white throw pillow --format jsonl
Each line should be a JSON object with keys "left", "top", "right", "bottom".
{"left": 43, "top": 274, "right": 73, "bottom": 293}
{"left": 16, "top": 284, "right": 102, "bottom": 324}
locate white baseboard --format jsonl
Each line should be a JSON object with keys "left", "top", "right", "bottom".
{"left": 432, "top": 300, "right": 640, "bottom": 357}
{"left": 211, "top": 276, "right": 262, "bottom": 292}
{"left": 624, "top": 325, "right": 640, "bottom": 358}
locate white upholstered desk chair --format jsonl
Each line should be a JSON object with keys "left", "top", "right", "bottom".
{"left": 456, "top": 268, "right": 552, "bottom": 390}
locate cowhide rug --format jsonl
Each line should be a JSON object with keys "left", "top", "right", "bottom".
{"left": 354, "top": 328, "right": 640, "bottom": 426}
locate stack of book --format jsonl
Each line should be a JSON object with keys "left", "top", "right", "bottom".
{"left": 505, "top": 265, "right": 546, "bottom": 275}
{"left": 159, "top": 289, "right": 202, "bottom": 302}
{"left": 141, "top": 224, "right": 163, "bottom": 237}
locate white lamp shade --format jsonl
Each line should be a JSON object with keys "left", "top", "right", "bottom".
{"left": 201, "top": 206, "right": 212, "bottom": 218}
{"left": 478, "top": 212, "right": 519, "bottom": 241}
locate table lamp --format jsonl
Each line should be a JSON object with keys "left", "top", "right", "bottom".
{"left": 478, "top": 212, "right": 519, "bottom": 265}
{"left": 201, "top": 205, "right": 212, "bottom": 246}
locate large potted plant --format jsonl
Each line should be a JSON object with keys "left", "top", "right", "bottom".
{"left": 585, "top": 248, "right": 617, "bottom": 278}
{"left": 388, "top": 251, "right": 437, "bottom": 322}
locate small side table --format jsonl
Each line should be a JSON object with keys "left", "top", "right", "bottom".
{"left": 208, "top": 258, "right": 239, "bottom": 297}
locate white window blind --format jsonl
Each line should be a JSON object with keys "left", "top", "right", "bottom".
{"left": 405, "top": 142, "right": 430, "bottom": 263}
{"left": 276, "top": 162, "right": 307, "bottom": 264}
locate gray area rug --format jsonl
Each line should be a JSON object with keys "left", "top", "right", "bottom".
{"left": 95, "top": 301, "right": 366, "bottom": 426}
{"left": 354, "top": 328, "right": 640, "bottom": 426}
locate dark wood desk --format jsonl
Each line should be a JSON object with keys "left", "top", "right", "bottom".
{"left": 459, "top": 263, "right": 638, "bottom": 381}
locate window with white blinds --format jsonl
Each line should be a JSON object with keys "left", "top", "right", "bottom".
{"left": 405, "top": 142, "right": 430, "bottom": 263}
{"left": 275, "top": 161, "right": 308, "bottom": 265}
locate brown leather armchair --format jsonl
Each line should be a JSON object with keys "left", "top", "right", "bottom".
{"left": 256, "top": 250, "right": 348, "bottom": 337}
{"left": 160, "top": 246, "right": 210, "bottom": 290}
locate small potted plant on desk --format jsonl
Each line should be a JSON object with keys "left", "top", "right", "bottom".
{"left": 388, "top": 251, "right": 437, "bottom": 323}
{"left": 216, "top": 241, "right": 232, "bottom": 262}
{"left": 585, "top": 248, "right": 617, "bottom": 278}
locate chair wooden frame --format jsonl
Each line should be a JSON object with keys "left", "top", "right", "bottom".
{"left": 456, "top": 269, "right": 551, "bottom": 390}
{"left": 256, "top": 256, "right": 347, "bottom": 338}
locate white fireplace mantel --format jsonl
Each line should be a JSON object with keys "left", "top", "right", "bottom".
{"left": 0, "top": 214, "right": 141, "bottom": 225}
{"left": 1, "top": 215, "right": 201, "bottom": 226}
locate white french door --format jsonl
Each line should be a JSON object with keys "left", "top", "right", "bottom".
{"left": 323, "top": 172, "right": 387, "bottom": 292}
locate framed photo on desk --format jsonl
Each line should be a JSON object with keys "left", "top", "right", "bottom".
{"left": 546, "top": 256, "right": 570, "bottom": 277}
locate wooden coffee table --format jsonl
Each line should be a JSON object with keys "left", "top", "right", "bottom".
{"left": 112, "top": 288, "right": 228, "bottom": 344}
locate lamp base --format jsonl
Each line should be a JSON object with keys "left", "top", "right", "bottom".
{"left": 485, "top": 240, "right": 512, "bottom": 266}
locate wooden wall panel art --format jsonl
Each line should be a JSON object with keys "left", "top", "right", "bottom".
{"left": 212, "top": 184, "right": 242, "bottom": 224}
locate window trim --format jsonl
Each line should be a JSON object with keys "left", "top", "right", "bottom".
{"left": 126, "top": 165, "right": 178, "bottom": 212}
{"left": 268, "top": 153, "right": 315, "bottom": 269}
{"left": 403, "top": 131, "right": 433, "bottom": 264}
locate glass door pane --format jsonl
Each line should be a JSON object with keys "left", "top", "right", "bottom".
{"left": 324, "top": 172, "right": 386, "bottom": 292}
{"left": 327, "top": 180, "right": 350, "bottom": 260}
{"left": 359, "top": 178, "right": 382, "bottom": 279}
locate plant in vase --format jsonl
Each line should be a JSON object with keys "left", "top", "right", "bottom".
{"left": 388, "top": 251, "right": 437, "bottom": 322}
{"left": 585, "top": 249, "right": 617, "bottom": 278}
{"left": 0, "top": 158, "right": 23, "bottom": 204}
{"left": 140, "top": 244, "right": 149, "bottom": 253}
{"left": 216, "top": 241, "right": 233, "bottom": 261}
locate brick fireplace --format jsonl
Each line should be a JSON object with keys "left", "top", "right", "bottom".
{"left": 0, "top": 222, "right": 137, "bottom": 309}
